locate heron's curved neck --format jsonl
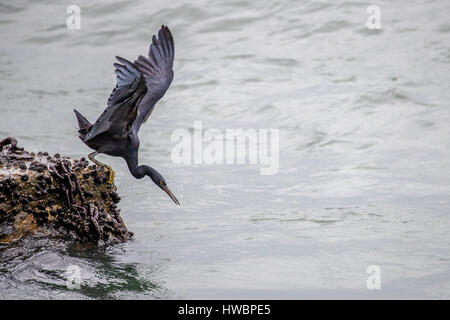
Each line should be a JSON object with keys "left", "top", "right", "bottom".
{"left": 125, "top": 155, "right": 154, "bottom": 179}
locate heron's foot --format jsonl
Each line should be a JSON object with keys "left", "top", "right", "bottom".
{"left": 98, "top": 163, "right": 115, "bottom": 184}
{"left": 105, "top": 166, "right": 115, "bottom": 185}
{"left": 87, "top": 152, "right": 115, "bottom": 185}
{"left": 95, "top": 164, "right": 115, "bottom": 184}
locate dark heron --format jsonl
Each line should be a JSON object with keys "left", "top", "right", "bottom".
{"left": 74, "top": 25, "right": 179, "bottom": 206}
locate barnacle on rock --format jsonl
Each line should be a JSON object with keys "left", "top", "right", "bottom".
{"left": 0, "top": 136, "right": 132, "bottom": 245}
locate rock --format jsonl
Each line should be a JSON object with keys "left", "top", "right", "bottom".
{"left": 0, "top": 137, "right": 133, "bottom": 246}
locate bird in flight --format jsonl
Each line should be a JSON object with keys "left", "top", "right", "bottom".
{"left": 74, "top": 25, "right": 179, "bottom": 206}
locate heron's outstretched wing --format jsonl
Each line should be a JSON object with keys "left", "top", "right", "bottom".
{"left": 85, "top": 56, "right": 147, "bottom": 141}
{"left": 132, "top": 25, "right": 174, "bottom": 133}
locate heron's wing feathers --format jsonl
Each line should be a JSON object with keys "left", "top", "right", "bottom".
{"left": 85, "top": 57, "right": 147, "bottom": 141}
{"left": 132, "top": 25, "right": 174, "bottom": 131}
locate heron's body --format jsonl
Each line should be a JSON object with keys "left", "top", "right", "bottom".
{"left": 74, "top": 25, "right": 179, "bottom": 205}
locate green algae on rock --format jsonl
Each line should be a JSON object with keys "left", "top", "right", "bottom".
{"left": 0, "top": 137, "right": 132, "bottom": 245}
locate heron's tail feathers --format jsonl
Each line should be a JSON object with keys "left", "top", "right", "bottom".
{"left": 74, "top": 109, "right": 92, "bottom": 140}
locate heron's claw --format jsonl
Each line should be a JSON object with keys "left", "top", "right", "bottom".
{"left": 88, "top": 152, "right": 115, "bottom": 185}
{"left": 106, "top": 166, "right": 115, "bottom": 185}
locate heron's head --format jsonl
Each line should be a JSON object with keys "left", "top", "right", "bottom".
{"left": 148, "top": 169, "right": 180, "bottom": 206}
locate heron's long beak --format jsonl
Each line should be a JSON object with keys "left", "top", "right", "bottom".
{"left": 162, "top": 185, "right": 180, "bottom": 206}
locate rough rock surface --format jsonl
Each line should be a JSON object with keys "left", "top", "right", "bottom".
{"left": 0, "top": 137, "right": 132, "bottom": 245}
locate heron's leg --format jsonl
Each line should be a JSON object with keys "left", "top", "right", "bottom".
{"left": 88, "top": 152, "right": 115, "bottom": 185}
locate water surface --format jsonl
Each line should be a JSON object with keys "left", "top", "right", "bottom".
{"left": 1, "top": 0, "right": 449, "bottom": 299}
